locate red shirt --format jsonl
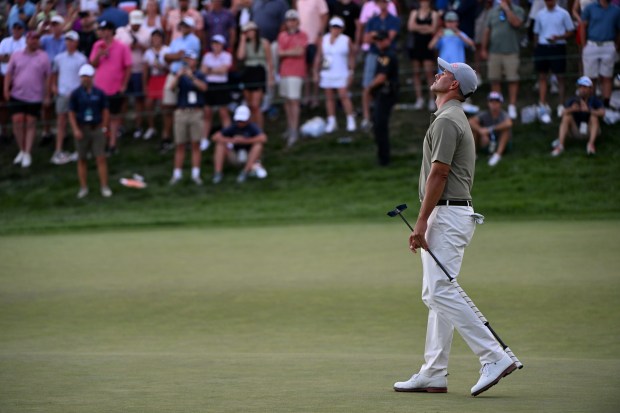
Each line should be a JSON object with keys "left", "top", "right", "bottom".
{"left": 278, "top": 30, "right": 308, "bottom": 78}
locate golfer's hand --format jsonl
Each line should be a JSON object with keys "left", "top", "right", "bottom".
{"left": 409, "top": 219, "right": 429, "bottom": 253}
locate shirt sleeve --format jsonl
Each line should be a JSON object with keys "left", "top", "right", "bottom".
{"left": 318, "top": 0, "right": 329, "bottom": 15}
{"left": 89, "top": 41, "right": 99, "bottom": 63}
{"left": 221, "top": 125, "right": 235, "bottom": 137}
{"left": 430, "top": 117, "right": 460, "bottom": 165}
{"left": 123, "top": 43, "right": 132, "bottom": 68}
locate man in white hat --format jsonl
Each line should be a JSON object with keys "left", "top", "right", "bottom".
{"left": 50, "top": 31, "right": 88, "bottom": 165}
{"left": 68, "top": 64, "right": 112, "bottom": 198}
{"left": 165, "top": 0, "right": 204, "bottom": 41}
{"left": 394, "top": 57, "right": 517, "bottom": 397}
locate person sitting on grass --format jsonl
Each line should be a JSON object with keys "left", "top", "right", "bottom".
{"left": 551, "top": 76, "right": 604, "bottom": 157}
{"left": 211, "top": 105, "right": 268, "bottom": 184}
{"left": 469, "top": 91, "right": 513, "bottom": 167}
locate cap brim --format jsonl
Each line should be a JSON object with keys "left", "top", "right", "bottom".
{"left": 437, "top": 57, "right": 450, "bottom": 73}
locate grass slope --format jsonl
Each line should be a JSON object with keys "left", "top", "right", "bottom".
{"left": 1, "top": 222, "right": 619, "bottom": 412}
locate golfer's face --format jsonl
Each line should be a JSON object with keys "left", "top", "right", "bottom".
{"left": 431, "top": 69, "right": 455, "bottom": 92}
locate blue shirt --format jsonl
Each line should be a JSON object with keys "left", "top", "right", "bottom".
{"left": 7, "top": 2, "right": 36, "bottom": 35}
{"left": 252, "top": 0, "right": 289, "bottom": 42}
{"left": 97, "top": 7, "right": 129, "bottom": 28}
{"left": 167, "top": 34, "right": 202, "bottom": 74}
{"left": 177, "top": 71, "right": 207, "bottom": 108}
{"left": 365, "top": 14, "right": 401, "bottom": 54}
{"left": 69, "top": 85, "right": 109, "bottom": 125}
{"left": 534, "top": 5, "right": 574, "bottom": 45}
{"left": 40, "top": 35, "right": 67, "bottom": 62}
{"left": 221, "top": 122, "right": 262, "bottom": 139}
{"left": 582, "top": 2, "right": 620, "bottom": 42}
{"left": 435, "top": 31, "right": 471, "bottom": 63}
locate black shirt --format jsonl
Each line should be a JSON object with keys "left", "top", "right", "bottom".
{"left": 374, "top": 49, "right": 399, "bottom": 96}
{"left": 329, "top": 1, "right": 361, "bottom": 41}
{"left": 69, "top": 85, "right": 109, "bottom": 125}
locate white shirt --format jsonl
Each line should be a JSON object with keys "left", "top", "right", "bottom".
{"left": 201, "top": 51, "right": 232, "bottom": 83}
{"left": 115, "top": 25, "right": 153, "bottom": 73}
{"left": 534, "top": 5, "right": 575, "bottom": 45}
{"left": 144, "top": 45, "right": 170, "bottom": 76}
{"left": 52, "top": 50, "right": 88, "bottom": 96}
{"left": 0, "top": 35, "right": 26, "bottom": 75}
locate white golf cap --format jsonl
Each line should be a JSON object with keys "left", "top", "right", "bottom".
{"left": 437, "top": 57, "right": 478, "bottom": 97}
{"left": 65, "top": 30, "right": 80, "bottom": 41}
{"left": 329, "top": 16, "right": 345, "bottom": 27}
{"left": 180, "top": 16, "right": 196, "bottom": 27}
{"left": 211, "top": 34, "right": 226, "bottom": 44}
{"left": 51, "top": 15, "right": 65, "bottom": 25}
{"left": 78, "top": 64, "right": 96, "bottom": 77}
{"left": 487, "top": 91, "right": 504, "bottom": 102}
{"left": 233, "top": 105, "right": 251, "bottom": 122}
{"left": 285, "top": 9, "right": 299, "bottom": 20}
{"left": 577, "top": 76, "right": 593, "bottom": 87}
{"left": 129, "top": 10, "right": 144, "bottom": 25}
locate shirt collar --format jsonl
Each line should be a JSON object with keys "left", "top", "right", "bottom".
{"left": 432, "top": 99, "right": 461, "bottom": 120}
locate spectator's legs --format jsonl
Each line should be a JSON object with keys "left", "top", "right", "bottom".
{"left": 109, "top": 116, "right": 122, "bottom": 149}
{"left": 423, "top": 60, "right": 435, "bottom": 102}
{"left": 174, "top": 143, "right": 186, "bottom": 170}
{"left": 24, "top": 114, "right": 37, "bottom": 154}
{"left": 12, "top": 113, "right": 25, "bottom": 152}
{"left": 218, "top": 106, "right": 231, "bottom": 128}
{"left": 496, "top": 130, "right": 511, "bottom": 156}
{"left": 95, "top": 155, "right": 109, "bottom": 188}
{"left": 162, "top": 105, "right": 173, "bottom": 141}
{"left": 491, "top": 81, "right": 501, "bottom": 93}
{"left": 587, "top": 114, "right": 600, "bottom": 153}
{"left": 77, "top": 158, "right": 88, "bottom": 188}
{"left": 362, "top": 87, "right": 371, "bottom": 123}
{"left": 557, "top": 74, "right": 565, "bottom": 104}
{"left": 337, "top": 87, "right": 354, "bottom": 117}
{"left": 133, "top": 96, "right": 145, "bottom": 135}
{"left": 325, "top": 88, "right": 336, "bottom": 118}
{"left": 538, "top": 72, "right": 548, "bottom": 105}
{"left": 145, "top": 97, "right": 156, "bottom": 131}
{"left": 55, "top": 113, "right": 67, "bottom": 153}
{"left": 508, "top": 81, "right": 519, "bottom": 107}
{"left": 213, "top": 142, "right": 227, "bottom": 173}
{"left": 557, "top": 113, "right": 574, "bottom": 147}
{"left": 245, "top": 89, "right": 264, "bottom": 130}
{"left": 203, "top": 106, "right": 213, "bottom": 142}
{"left": 412, "top": 60, "right": 423, "bottom": 101}
{"left": 601, "top": 76, "right": 612, "bottom": 106}
{"left": 289, "top": 98, "right": 300, "bottom": 135}
{"left": 243, "top": 142, "right": 263, "bottom": 172}
{"left": 40, "top": 104, "right": 53, "bottom": 141}
{"left": 191, "top": 141, "right": 201, "bottom": 168}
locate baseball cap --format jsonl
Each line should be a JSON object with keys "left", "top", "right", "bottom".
{"left": 329, "top": 16, "right": 345, "bottom": 28}
{"left": 285, "top": 9, "right": 299, "bottom": 20}
{"left": 487, "top": 91, "right": 504, "bottom": 102}
{"left": 12, "top": 20, "right": 25, "bottom": 29}
{"left": 211, "top": 34, "right": 226, "bottom": 44}
{"left": 129, "top": 10, "right": 144, "bottom": 25}
{"left": 233, "top": 105, "right": 251, "bottom": 122}
{"left": 184, "top": 50, "right": 199, "bottom": 59}
{"left": 78, "top": 64, "right": 96, "bottom": 77}
{"left": 180, "top": 16, "right": 196, "bottom": 28}
{"left": 576, "top": 76, "right": 593, "bottom": 87}
{"left": 51, "top": 15, "right": 65, "bottom": 25}
{"left": 99, "top": 20, "right": 116, "bottom": 31}
{"left": 444, "top": 11, "right": 459, "bottom": 21}
{"left": 437, "top": 57, "right": 478, "bottom": 97}
{"left": 65, "top": 30, "right": 80, "bottom": 41}
{"left": 373, "top": 30, "right": 389, "bottom": 41}
{"left": 242, "top": 21, "right": 258, "bottom": 32}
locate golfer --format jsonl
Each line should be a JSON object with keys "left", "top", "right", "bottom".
{"left": 394, "top": 58, "right": 516, "bottom": 396}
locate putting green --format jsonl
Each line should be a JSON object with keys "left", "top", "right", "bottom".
{"left": 1, "top": 221, "right": 619, "bottom": 412}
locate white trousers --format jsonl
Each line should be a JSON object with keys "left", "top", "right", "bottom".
{"left": 418, "top": 206, "right": 504, "bottom": 378}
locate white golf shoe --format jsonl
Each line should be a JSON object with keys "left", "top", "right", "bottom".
{"left": 471, "top": 353, "right": 516, "bottom": 396}
{"left": 393, "top": 373, "right": 447, "bottom": 393}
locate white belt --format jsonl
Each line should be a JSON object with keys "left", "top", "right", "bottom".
{"left": 587, "top": 40, "right": 615, "bottom": 47}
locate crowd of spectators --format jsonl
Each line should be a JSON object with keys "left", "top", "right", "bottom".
{"left": 1, "top": 0, "right": 619, "bottom": 195}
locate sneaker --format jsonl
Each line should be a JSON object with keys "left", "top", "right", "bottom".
{"left": 143, "top": 127, "right": 156, "bottom": 140}
{"left": 346, "top": 116, "right": 356, "bottom": 132}
{"left": 413, "top": 97, "right": 425, "bottom": 110}
{"left": 69, "top": 152, "right": 79, "bottom": 162}
{"left": 100, "top": 186, "right": 113, "bottom": 197}
{"left": 325, "top": 118, "right": 337, "bottom": 133}
{"left": 21, "top": 152, "right": 32, "bottom": 168}
{"left": 50, "top": 151, "right": 71, "bottom": 165}
{"left": 394, "top": 373, "right": 448, "bottom": 393}
{"left": 13, "top": 150, "right": 24, "bottom": 165}
{"left": 77, "top": 187, "right": 89, "bottom": 199}
{"left": 551, "top": 139, "right": 561, "bottom": 148}
{"left": 133, "top": 129, "right": 143, "bottom": 139}
{"left": 551, "top": 144, "right": 564, "bottom": 157}
{"left": 251, "top": 162, "right": 268, "bottom": 179}
{"left": 200, "top": 138, "right": 210, "bottom": 152}
{"left": 586, "top": 142, "right": 596, "bottom": 155}
{"left": 471, "top": 353, "right": 517, "bottom": 396}
{"left": 360, "top": 118, "right": 372, "bottom": 132}
{"left": 212, "top": 172, "right": 223, "bottom": 184}
{"left": 192, "top": 175, "right": 203, "bottom": 186}
{"left": 537, "top": 104, "right": 552, "bottom": 124}
{"left": 556, "top": 104, "right": 564, "bottom": 118}
{"left": 488, "top": 153, "right": 502, "bottom": 167}
{"left": 169, "top": 175, "right": 182, "bottom": 185}
{"left": 508, "top": 104, "right": 518, "bottom": 120}
{"left": 236, "top": 170, "right": 248, "bottom": 184}
{"left": 427, "top": 99, "right": 437, "bottom": 112}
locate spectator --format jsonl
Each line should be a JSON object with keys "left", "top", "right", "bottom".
{"left": 580, "top": 0, "right": 620, "bottom": 109}
{"left": 235, "top": 0, "right": 253, "bottom": 32}
{"left": 361, "top": 0, "right": 399, "bottom": 131}
{"left": 0, "top": 21, "right": 26, "bottom": 140}
{"left": 202, "top": 0, "right": 237, "bottom": 51}
{"left": 168, "top": 51, "right": 208, "bottom": 186}
{"left": 211, "top": 104, "right": 268, "bottom": 184}
{"left": 444, "top": 0, "right": 478, "bottom": 41}
{"left": 551, "top": 76, "right": 605, "bottom": 156}
{"left": 116, "top": 10, "right": 151, "bottom": 138}
{"left": 28, "top": 0, "right": 59, "bottom": 31}
{"left": 571, "top": 0, "right": 596, "bottom": 73}
{"left": 50, "top": 31, "right": 88, "bottom": 165}
{"left": 237, "top": 21, "right": 274, "bottom": 129}
{"left": 97, "top": 0, "right": 130, "bottom": 28}
{"left": 4, "top": 31, "right": 51, "bottom": 169}
{"left": 277, "top": 9, "right": 308, "bottom": 147}
{"left": 89, "top": 20, "right": 132, "bottom": 155}
{"left": 68, "top": 64, "right": 112, "bottom": 199}
{"left": 473, "top": 0, "right": 493, "bottom": 82}
{"left": 142, "top": 29, "right": 170, "bottom": 140}
{"left": 407, "top": 0, "right": 439, "bottom": 111}
{"left": 77, "top": 12, "right": 98, "bottom": 58}
{"left": 429, "top": 12, "right": 475, "bottom": 81}
{"left": 162, "top": 16, "right": 201, "bottom": 152}
{"left": 469, "top": 91, "right": 513, "bottom": 166}
{"left": 142, "top": 0, "right": 164, "bottom": 34}
{"left": 200, "top": 34, "right": 233, "bottom": 151}
{"left": 313, "top": 16, "right": 356, "bottom": 133}
{"left": 165, "top": 0, "right": 204, "bottom": 41}
{"left": 7, "top": 0, "right": 36, "bottom": 36}
{"left": 295, "top": 0, "right": 329, "bottom": 109}
{"left": 328, "top": 0, "right": 361, "bottom": 45}
{"left": 480, "top": 0, "right": 525, "bottom": 120}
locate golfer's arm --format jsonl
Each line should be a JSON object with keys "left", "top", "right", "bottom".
{"left": 419, "top": 161, "right": 450, "bottom": 221}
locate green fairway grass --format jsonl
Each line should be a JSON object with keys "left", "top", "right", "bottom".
{"left": 1, "top": 221, "right": 619, "bottom": 412}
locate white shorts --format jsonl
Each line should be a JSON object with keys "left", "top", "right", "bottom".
{"left": 319, "top": 75, "right": 347, "bottom": 89}
{"left": 582, "top": 41, "right": 617, "bottom": 78}
{"left": 162, "top": 73, "right": 178, "bottom": 106}
{"left": 279, "top": 76, "right": 303, "bottom": 100}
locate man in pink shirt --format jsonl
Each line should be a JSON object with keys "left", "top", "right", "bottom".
{"left": 4, "top": 31, "right": 51, "bottom": 168}
{"left": 165, "top": 0, "right": 204, "bottom": 41}
{"left": 90, "top": 20, "right": 132, "bottom": 155}
{"left": 278, "top": 9, "right": 308, "bottom": 147}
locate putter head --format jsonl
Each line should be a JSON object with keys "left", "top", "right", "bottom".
{"left": 386, "top": 204, "right": 408, "bottom": 217}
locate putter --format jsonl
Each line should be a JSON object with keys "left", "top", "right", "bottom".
{"left": 387, "top": 204, "right": 523, "bottom": 369}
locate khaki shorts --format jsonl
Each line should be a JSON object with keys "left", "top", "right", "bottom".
{"left": 487, "top": 53, "right": 520, "bottom": 82}
{"left": 582, "top": 41, "right": 617, "bottom": 78}
{"left": 75, "top": 126, "right": 106, "bottom": 160}
{"left": 55, "top": 95, "right": 70, "bottom": 114}
{"left": 174, "top": 108, "right": 204, "bottom": 144}
{"left": 162, "top": 73, "right": 179, "bottom": 106}
{"left": 279, "top": 76, "right": 303, "bottom": 100}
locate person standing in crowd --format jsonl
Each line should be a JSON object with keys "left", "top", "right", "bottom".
{"left": 202, "top": 0, "right": 237, "bottom": 52}
{"left": 142, "top": 29, "right": 169, "bottom": 141}
{"left": 443, "top": 0, "right": 478, "bottom": 41}
{"left": 211, "top": 104, "right": 268, "bottom": 184}
{"left": 142, "top": 0, "right": 163, "bottom": 34}
{"left": 0, "top": 21, "right": 26, "bottom": 141}
{"left": 394, "top": 57, "right": 517, "bottom": 397}
{"left": 68, "top": 64, "right": 112, "bottom": 199}
{"left": 469, "top": 91, "right": 513, "bottom": 166}
{"left": 163, "top": 16, "right": 201, "bottom": 152}
{"left": 277, "top": 9, "right": 308, "bottom": 147}
{"left": 533, "top": 0, "right": 574, "bottom": 123}
{"left": 328, "top": 0, "right": 361, "bottom": 45}
{"left": 169, "top": 51, "right": 208, "bottom": 186}
{"left": 481, "top": 0, "right": 525, "bottom": 120}
{"left": 77, "top": 11, "right": 99, "bottom": 58}
{"left": 429, "top": 11, "right": 475, "bottom": 74}
{"left": 407, "top": 0, "right": 439, "bottom": 111}
{"left": 580, "top": 0, "right": 620, "bottom": 109}
{"left": 50, "top": 31, "right": 88, "bottom": 165}
{"left": 314, "top": 16, "right": 356, "bottom": 133}
{"left": 4, "top": 31, "right": 50, "bottom": 169}
{"left": 97, "top": 0, "right": 130, "bottom": 27}
{"left": 364, "top": 30, "right": 398, "bottom": 166}
{"left": 237, "top": 21, "right": 274, "bottom": 129}
{"left": 201, "top": 34, "right": 233, "bottom": 150}
{"left": 89, "top": 20, "right": 132, "bottom": 155}
{"left": 7, "top": 0, "right": 36, "bottom": 36}
{"left": 551, "top": 76, "right": 605, "bottom": 156}
{"left": 28, "top": 0, "right": 59, "bottom": 31}
{"left": 116, "top": 10, "right": 151, "bottom": 139}
{"left": 165, "top": 0, "right": 204, "bottom": 41}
